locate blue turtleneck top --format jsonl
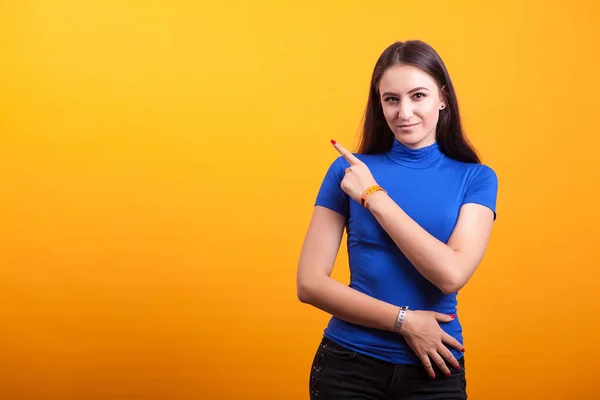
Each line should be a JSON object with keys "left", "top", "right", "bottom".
{"left": 314, "top": 139, "right": 498, "bottom": 364}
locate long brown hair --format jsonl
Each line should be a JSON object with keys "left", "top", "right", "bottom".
{"left": 358, "top": 40, "right": 480, "bottom": 164}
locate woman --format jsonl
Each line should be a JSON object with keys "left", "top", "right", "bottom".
{"left": 297, "top": 40, "right": 498, "bottom": 399}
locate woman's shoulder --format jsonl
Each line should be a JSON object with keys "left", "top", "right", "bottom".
{"left": 443, "top": 157, "right": 497, "bottom": 178}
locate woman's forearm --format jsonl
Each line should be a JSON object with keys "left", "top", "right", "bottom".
{"left": 366, "top": 191, "right": 461, "bottom": 293}
{"left": 298, "top": 276, "right": 401, "bottom": 332}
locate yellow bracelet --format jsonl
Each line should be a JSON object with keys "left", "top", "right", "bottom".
{"left": 360, "top": 185, "right": 386, "bottom": 207}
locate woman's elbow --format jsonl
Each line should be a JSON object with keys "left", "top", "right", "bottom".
{"left": 297, "top": 282, "right": 311, "bottom": 303}
{"left": 438, "top": 283, "right": 461, "bottom": 295}
{"left": 297, "top": 275, "right": 325, "bottom": 304}
{"left": 297, "top": 277, "right": 315, "bottom": 303}
{"left": 437, "top": 273, "right": 467, "bottom": 295}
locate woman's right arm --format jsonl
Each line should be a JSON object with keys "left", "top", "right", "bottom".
{"left": 297, "top": 205, "right": 464, "bottom": 378}
{"left": 296, "top": 205, "right": 400, "bottom": 332}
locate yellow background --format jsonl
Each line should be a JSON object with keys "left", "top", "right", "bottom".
{"left": 1, "top": 1, "right": 599, "bottom": 399}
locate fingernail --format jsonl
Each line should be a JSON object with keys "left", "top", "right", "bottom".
{"left": 461, "top": 348, "right": 465, "bottom": 352}
{"left": 455, "top": 364, "right": 461, "bottom": 369}
{"left": 446, "top": 371, "right": 451, "bottom": 376}
{"left": 430, "top": 373, "right": 435, "bottom": 379}
{"left": 330, "top": 139, "right": 337, "bottom": 145}
{"left": 449, "top": 314, "right": 456, "bottom": 319}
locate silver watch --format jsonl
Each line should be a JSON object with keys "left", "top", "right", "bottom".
{"left": 394, "top": 306, "right": 409, "bottom": 333}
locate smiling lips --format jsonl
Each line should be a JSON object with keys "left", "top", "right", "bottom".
{"left": 398, "top": 122, "right": 419, "bottom": 129}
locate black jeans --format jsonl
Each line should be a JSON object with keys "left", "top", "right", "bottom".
{"left": 309, "top": 337, "right": 467, "bottom": 399}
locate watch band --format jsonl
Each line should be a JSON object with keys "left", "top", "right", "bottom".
{"left": 394, "top": 306, "right": 409, "bottom": 333}
{"left": 360, "top": 185, "right": 386, "bottom": 207}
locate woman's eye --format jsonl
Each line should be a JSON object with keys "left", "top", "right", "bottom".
{"left": 385, "top": 97, "right": 399, "bottom": 102}
{"left": 413, "top": 93, "right": 426, "bottom": 99}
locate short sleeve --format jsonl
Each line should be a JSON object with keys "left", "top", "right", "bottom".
{"left": 314, "top": 156, "right": 350, "bottom": 218}
{"left": 461, "top": 164, "right": 498, "bottom": 220}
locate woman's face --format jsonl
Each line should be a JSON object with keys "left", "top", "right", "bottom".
{"left": 378, "top": 64, "right": 445, "bottom": 149}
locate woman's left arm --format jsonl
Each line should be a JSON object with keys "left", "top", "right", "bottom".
{"left": 366, "top": 193, "right": 494, "bottom": 294}
{"left": 331, "top": 140, "right": 496, "bottom": 294}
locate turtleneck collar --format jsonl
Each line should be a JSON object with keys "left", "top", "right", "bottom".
{"left": 386, "top": 139, "right": 444, "bottom": 168}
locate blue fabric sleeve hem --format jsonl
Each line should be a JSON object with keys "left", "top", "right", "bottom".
{"left": 461, "top": 164, "right": 498, "bottom": 220}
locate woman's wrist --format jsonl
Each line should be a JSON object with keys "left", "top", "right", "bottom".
{"left": 393, "top": 307, "right": 411, "bottom": 335}
{"left": 364, "top": 188, "right": 388, "bottom": 210}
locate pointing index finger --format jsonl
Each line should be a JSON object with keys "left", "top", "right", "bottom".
{"left": 330, "top": 139, "right": 360, "bottom": 165}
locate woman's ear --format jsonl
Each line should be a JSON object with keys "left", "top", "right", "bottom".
{"left": 439, "top": 85, "right": 448, "bottom": 109}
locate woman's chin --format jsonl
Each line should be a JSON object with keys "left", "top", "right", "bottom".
{"left": 394, "top": 131, "right": 435, "bottom": 149}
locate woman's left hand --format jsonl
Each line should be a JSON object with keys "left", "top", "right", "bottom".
{"left": 331, "top": 140, "right": 379, "bottom": 204}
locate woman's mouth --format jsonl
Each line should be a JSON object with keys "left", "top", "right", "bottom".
{"left": 398, "top": 122, "right": 419, "bottom": 129}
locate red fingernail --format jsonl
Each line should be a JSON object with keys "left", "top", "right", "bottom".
{"left": 449, "top": 314, "right": 456, "bottom": 319}
{"left": 446, "top": 371, "right": 451, "bottom": 376}
{"left": 430, "top": 373, "right": 435, "bottom": 379}
{"left": 461, "top": 348, "right": 465, "bottom": 352}
{"left": 330, "top": 139, "right": 337, "bottom": 145}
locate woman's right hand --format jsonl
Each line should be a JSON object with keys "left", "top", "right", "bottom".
{"left": 399, "top": 310, "right": 465, "bottom": 379}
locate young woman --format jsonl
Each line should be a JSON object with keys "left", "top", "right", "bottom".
{"left": 297, "top": 40, "right": 498, "bottom": 399}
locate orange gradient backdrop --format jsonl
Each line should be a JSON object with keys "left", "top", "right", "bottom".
{"left": 1, "top": 1, "right": 599, "bottom": 399}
